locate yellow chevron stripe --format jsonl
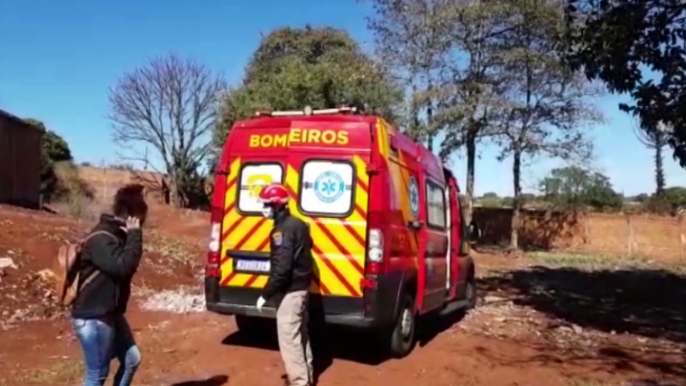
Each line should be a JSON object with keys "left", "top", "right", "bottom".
{"left": 285, "top": 165, "right": 360, "bottom": 297}
{"left": 238, "top": 221, "right": 272, "bottom": 251}
{"left": 376, "top": 119, "right": 389, "bottom": 158}
{"left": 223, "top": 158, "right": 241, "bottom": 209}
{"left": 222, "top": 216, "right": 261, "bottom": 248}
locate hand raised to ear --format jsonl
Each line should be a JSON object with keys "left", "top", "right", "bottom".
{"left": 126, "top": 217, "right": 141, "bottom": 230}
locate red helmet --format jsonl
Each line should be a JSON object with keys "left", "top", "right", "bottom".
{"left": 258, "top": 183, "right": 289, "bottom": 205}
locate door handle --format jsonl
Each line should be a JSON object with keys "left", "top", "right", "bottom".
{"left": 407, "top": 220, "right": 423, "bottom": 230}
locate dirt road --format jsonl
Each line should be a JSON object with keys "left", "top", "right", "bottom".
{"left": 0, "top": 205, "right": 683, "bottom": 386}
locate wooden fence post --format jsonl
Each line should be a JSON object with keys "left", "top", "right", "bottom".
{"left": 679, "top": 212, "right": 685, "bottom": 260}
{"left": 583, "top": 213, "right": 590, "bottom": 245}
{"left": 627, "top": 214, "right": 635, "bottom": 257}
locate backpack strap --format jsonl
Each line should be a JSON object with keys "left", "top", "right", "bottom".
{"left": 78, "top": 230, "right": 118, "bottom": 290}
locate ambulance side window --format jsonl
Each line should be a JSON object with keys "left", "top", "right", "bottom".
{"left": 237, "top": 163, "right": 284, "bottom": 214}
{"left": 426, "top": 180, "right": 446, "bottom": 229}
{"left": 299, "top": 160, "right": 355, "bottom": 217}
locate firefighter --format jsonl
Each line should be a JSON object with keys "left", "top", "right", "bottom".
{"left": 255, "top": 183, "right": 314, "bottom": 386}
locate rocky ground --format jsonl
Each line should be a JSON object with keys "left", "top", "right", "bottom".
{"left": 0, "top": 204, "right": 683, "bottom": 386}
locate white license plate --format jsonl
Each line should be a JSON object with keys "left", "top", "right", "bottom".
{"left": 235, "top": 259, "right": 270, "bottom": 273}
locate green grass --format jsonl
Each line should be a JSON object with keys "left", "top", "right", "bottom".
{"left": 525, "top": 251, "right": 683, "bottom": 273}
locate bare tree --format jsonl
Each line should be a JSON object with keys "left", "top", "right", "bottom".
{"left": 108, "top": 54, "right": 225, "bottom": 207}
{"left": 633, "top": 120, "right": 670, "bottom": 196}
{"left": 495, "top": 0, "right": 601, "bottom": 250}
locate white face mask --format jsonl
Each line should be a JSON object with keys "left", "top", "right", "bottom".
{"left": 261, "top": 206, "right": 274, "bottom": 219}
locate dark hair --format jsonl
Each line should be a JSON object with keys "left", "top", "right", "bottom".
{"left": 113, "top": 184, "right": 148, "bottom": 220}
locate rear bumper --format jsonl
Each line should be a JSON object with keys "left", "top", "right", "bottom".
{"left": 206, "top": 302, "right": 379, "bottom": 328}
{"left": 204, "top": 272, "right": 404, "bottom": 329}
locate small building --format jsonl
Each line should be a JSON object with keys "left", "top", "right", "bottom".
{"left": 0, "top": 109, "right": 44, "bottom": 208}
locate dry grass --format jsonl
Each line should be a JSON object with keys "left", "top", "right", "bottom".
{"left": 566, "top": 380, "right": 616, "bottom": 386}
{"left": 48, "top": 194, "right": 109, "bottom": 222}
{"left": 13, "top": 360, "right": 84, "bottom": 385}
{"left": 143, "top": 230, "right": 197, "bottom": 264}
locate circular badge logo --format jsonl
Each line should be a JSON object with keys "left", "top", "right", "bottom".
{"left": 409, "top": 177, "right": 419, "bottom": 217}
{"left": 314, "top": 171, "right": 345, "bottom": 204}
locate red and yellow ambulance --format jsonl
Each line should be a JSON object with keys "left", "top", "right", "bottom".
{"left": 205, "top": 107, "right": 477, "bottom": 357}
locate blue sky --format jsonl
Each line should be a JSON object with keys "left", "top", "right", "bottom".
{"left": 1, "top": 0, "right": 683, "bottom": 196}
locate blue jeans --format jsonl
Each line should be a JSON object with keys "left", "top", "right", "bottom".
{"left": 71, "top": 315, "right": 141, "bottom": 386}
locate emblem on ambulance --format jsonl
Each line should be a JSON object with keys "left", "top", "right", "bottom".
{"left": 314, "top": 171, "right": 345, "bottom": 204}
{"left": 246, "top": 174, "right": 273, "bottom": 198}
{"left": 409, "top": 177, "right": 419, "bottom": 217}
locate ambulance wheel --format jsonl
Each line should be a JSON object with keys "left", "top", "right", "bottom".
{"left": 465, "top": 276, "right": 477, "bottom": 310}
{"left": 235, "top": 315, "right": 266, "bottom": 336}
{"left": 389, "top": 293, "right": 416, "bottom": 358}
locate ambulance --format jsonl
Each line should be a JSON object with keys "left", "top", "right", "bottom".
{"left": 205, "top": 106, "right": 477, "bottom": 357}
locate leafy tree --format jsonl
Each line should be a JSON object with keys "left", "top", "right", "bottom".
{"left": 660, "top": 187, "right": 686, "bottom": 211}
{"left": 520, "top": 193, "right": 538, "bottom": 202}
{"left": 645, "top": 186, "right": 686, "bottom": 214}
{"left": 108, "top": 54, "right": 226, "bottom": 208}
{"left": 540, "top": 166, "right": 623, "bottom": 210}
{"left": 634, "top": 193, "right": 649, "bottom": 203}
{"left": 367, "top": 0, "right": 511, "bottom": 224}
{"left": 437, "top": 1, "right": 515, "bottom": 225}
{"left": 494, "top": 0, "right": 599, "bottom": 249}
{"left": 214, "top": 26, "right": 401, "bottom": 158}
{"left": 482, "top": 192, "right": 499, "bottom": 199}
{"left": 633, "top": 120, "right": 671, "bottom": 195}
{"left": 365, "top": 0, "right": 455, "bottom": 150}
{"left": 24, "top": 119, "right": 73, "bottom": 200}
{"left": 564, "top": 0, "right": 686, "bottom": 167}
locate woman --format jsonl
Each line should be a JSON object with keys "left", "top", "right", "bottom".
{"left": 70, "top": 184, "right": 147, "bottom": 386}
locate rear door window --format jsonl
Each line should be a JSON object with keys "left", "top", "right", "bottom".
{"left": 238, "top": 163, "right": 283, "bottom": 214}
{"left": 299, "top": 160, "right": 354, "bottom": 217}
{"left": 426, "top": 180, "right": 447, "bottom": 229}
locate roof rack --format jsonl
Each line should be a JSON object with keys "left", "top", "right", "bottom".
{"left": 254, "top": 106, "right": 360, "bottom": 117}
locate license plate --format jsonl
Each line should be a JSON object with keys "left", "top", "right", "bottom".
{"left": 235, "top": 259, "right": 270, "bottom": 273}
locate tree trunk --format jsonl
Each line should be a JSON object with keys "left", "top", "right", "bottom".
{"left": 169, "top": 172, "right": 183, "bottom": 207}
{"left": 655, "top": 140, "right": 665, "bottom": 196}
{"left": 465, "top": 129, "right": 476, "bottom": 225}
{"left": 409, "top": 80, "right": 420, "bottom": 142}
{"left": 427, "top": 96, "right": 434, "bottom": 152}
{"left": 510, "top": 149, "right": 522, "bottom": 250}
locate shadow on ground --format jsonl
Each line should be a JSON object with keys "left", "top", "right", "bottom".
{"left": 479, "top": 266, "right": 686, "bottom": 343}
{"left": 478, "top": 266, "right": 686, "bottom": 380}
{"left": 222, "top": 306, "right": 469, "bottom": 380}
{"left": 170, "top": 375, "right": 229, "bottom": 386}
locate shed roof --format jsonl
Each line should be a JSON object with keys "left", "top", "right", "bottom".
{"left": 0, "top": 108, "right": 46, "bottom": 133}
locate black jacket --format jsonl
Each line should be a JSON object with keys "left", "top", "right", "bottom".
{"left": 70, "top": 214, "right": 143, "bottom": 319}
{"left": 262, "top": 211, "right": 313, "bottom": 305}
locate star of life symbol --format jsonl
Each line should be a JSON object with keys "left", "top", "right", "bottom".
{"left": 409, "top": 177, "right": 419, "bottom": 217}
{"left": 314, "top": 171, "right": 345, "bottom": 203}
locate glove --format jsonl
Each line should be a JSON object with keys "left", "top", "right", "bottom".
{"left": 256, "top": 296, "right": 266, "bottom": 312}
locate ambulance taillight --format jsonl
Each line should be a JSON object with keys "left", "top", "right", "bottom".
{"left": 206, "top": 210, "right": 222, "bottom": 278}
{"left": 366, "top": 229, "right": 384, "bottom": 275}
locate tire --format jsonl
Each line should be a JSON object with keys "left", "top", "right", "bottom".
{"left": 465, "top": 276, "right": 477, "bottom": 310}
{"left": 235, "top": 314, "right": 267, "bottom": 336}
{"left": 389, "top": 293, "right": 417, "bottom": 358}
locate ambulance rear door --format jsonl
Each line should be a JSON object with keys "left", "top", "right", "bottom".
{"left": 283, "top": 119, "right": 372, "bottom": 312}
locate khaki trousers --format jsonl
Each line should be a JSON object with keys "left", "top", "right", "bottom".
{"left": 276, "top": 290, "right": 313, "bottom": 386}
